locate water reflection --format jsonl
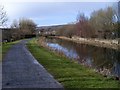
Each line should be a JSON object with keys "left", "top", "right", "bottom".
{"left": 45, "top": 38, "right": 120, "bottom": 78}
{"left": 47, "top": 43, "right": 78, "bottom": 59}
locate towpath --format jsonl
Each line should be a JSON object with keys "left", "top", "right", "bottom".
{"left": 2, "top": 40, "right": 63, "bottom": 88}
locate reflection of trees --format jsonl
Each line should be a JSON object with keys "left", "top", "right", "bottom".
{"left": 92, "top": 48, "right": 112, "bottom": 69}
{"left": 58, "top": 39, "right": 76, "bottom": 53}
{"left": 46, "top": 38, "right": 120, "bottom": 77}
{"left": 111, "top": 51, "right": 120, "bottom": 77}
{"left": 75, "top": 44, "right": 89, "bottom": 61}
{"left": 112, "top": 61, "right": 120, "bottom": 78}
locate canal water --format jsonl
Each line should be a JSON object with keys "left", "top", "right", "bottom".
{"left": 45, "top": 37, "right": 120, "bottom": 78}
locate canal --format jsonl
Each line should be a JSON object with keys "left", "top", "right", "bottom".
{"left": 44, "top": 37, "right": 120, "bottom": 78}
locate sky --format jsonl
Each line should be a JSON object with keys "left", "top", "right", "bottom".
{"left": 0, "top": 0, "right": 118, "bottom": 27}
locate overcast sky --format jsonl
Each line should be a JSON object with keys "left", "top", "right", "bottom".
{"left": 0, "top": 0, "right": 118, "bottom": 27}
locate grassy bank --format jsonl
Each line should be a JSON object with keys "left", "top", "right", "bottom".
{"left": 1, "top": 40, "right": 20, "bottom": 61}
{"left": 27, "top": 38, "right": 120, "bottom": 88}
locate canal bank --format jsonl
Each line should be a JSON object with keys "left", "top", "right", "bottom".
{"left": 53, "top": 36, "right": 120, "bottom": 50}
{"left": 43, "top": 37, "right": 120, "bottom": 79}
{"left": 27, "top": 38, "right": 120, "bottom": 88}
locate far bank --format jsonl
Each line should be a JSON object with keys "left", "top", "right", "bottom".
{"left": 50, "top": 36, "right": 120, "bottom": 50}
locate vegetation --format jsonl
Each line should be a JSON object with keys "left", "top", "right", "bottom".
{"left": 27, "top": 38, "right": 120, "bottom": 88}
{"left": 89, "top": 7, "right": 116, "bottom": 39}
{"left": 0, "top": 5, "right": 8, "bottom": 27}
{"left": 2, "top": 5, "right": 119, "bottom": 43}
{"left": 76, "top": 13, "right": 94, "bottom": 38}
{"left": 2, "top": 18, "right": 36, "bottom": 42}
{"left": 55, "top": 6, "right": 119, "bottom": 40}
{"left": 56, "top": 24, "right": 76, "bottom": 38}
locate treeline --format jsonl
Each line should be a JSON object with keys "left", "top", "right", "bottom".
{"left": 56, "top": 6, "right": 119, "bottom": 39}
{"left": 2, "top": 18, "right": 36, "bottom": 42}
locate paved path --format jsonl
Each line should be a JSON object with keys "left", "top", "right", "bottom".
{"left": 2, "top": 40, "right": 63, "bottom": 88}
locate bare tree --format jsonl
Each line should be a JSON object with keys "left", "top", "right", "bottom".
{"left": 56, "top": 24, "right": 76, "bottom": 38}
{"left": 64, "top": 24, "right": 76, "bottom": 38}
{"left": 112, "top": 1, "right": 120, "bottom": 44}
{"left": 10, "top": 19, "right": 21, "bottom": 40}
{"left": 19, "top": 18, "right": 36, "bottom": 38}
{"left": 11, "top": 19, "right": 19, "bottom": 29}
{"left": 10, "top": 18, "right": 37, "bottom": 40}
{"left": 0, "top": 5, "right": 8, "bottom": 27}
{"left": 76, "top": 13, "right": 94, "bottom": 38}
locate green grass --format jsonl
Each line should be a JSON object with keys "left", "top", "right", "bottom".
{"left": 27, "top": 38, "right": 120, "bottom": 88}
{"left": 1, "top": 40, "right": 20, "bottom": 61}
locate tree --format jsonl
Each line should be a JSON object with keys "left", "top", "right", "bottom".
{"left": 56, "top": 24, "right": 76, "bottom": 38}
{"left": 0, "top": 5, "right": 8, "bottom": 27}
{"left": 64, "top": 24, "right": 75, "bottom": 38}
{"left": 90, "top": 7, "right": 115, "bottom": 39}
{"left": 11, "top": 19, "right": 21, "bottom": 40}
{"left": 11, "top": 19, "right": 19, "bottom": 29}
{"left": 10, "top": 18, "right": 37, "bottom": 40}
{"left": 19, "top": 18, "right": 37, "bottom": 38}
{"left": 56, "top": 25, "right": 67, "bottom": 36}
{"left": 113, "top": 1, "right": 120, "bottom": 44}
{"left": 76, "top": 13, "right": 94, "bottom": 38}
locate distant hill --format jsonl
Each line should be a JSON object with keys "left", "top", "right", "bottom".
{"left": 36, "top": 24, "right": 74, "bottom": 31}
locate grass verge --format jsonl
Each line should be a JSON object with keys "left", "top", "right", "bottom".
{"left": 27, "top": 38, "right": 120, "bottom": 88}
{"left": 1, "top": 40, "right": 20, "bottom": 61}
